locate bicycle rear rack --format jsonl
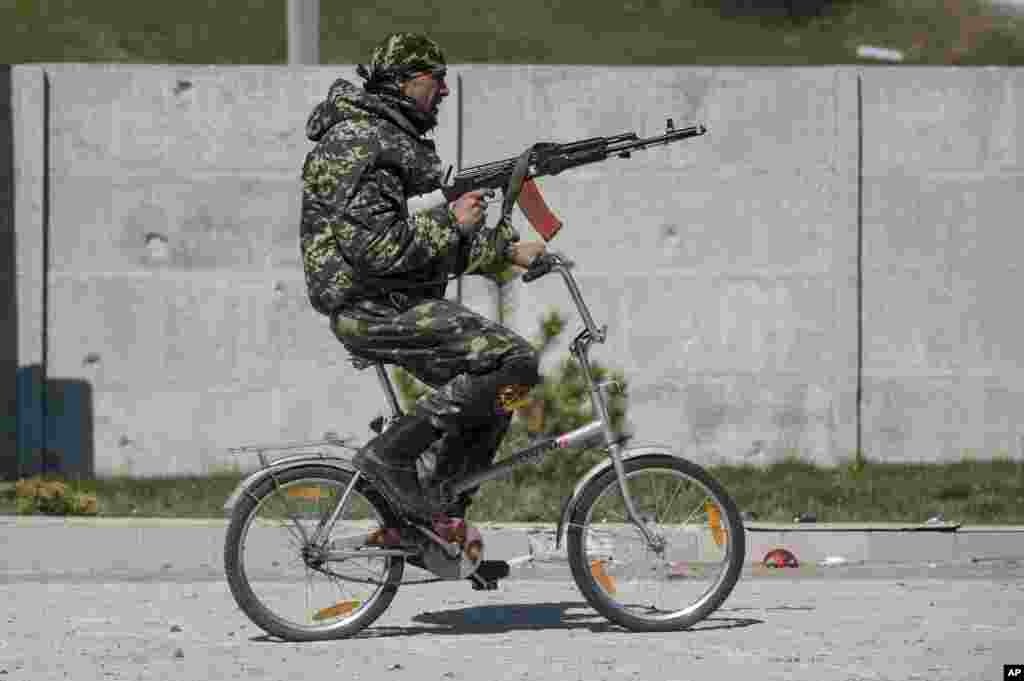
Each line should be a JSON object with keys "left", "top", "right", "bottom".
{"left": 227, "top": 436, "right": 359, "bottom": 469}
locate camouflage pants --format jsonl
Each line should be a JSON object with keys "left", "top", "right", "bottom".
{"left": 331, "top": 297, "right": 540, "bottom": 476}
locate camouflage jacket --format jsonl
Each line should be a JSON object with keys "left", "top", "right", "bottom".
{"left": 300, "top": 78, "right": 518, "bottom": 316}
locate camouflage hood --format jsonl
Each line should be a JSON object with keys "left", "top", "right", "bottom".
{"left": 305, "top": 78, "right": 434, "bottom": 143}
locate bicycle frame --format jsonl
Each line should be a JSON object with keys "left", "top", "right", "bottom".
{"left": 225, "top": 252, "right": 660, "bottom": 554}
{"left": 352, "top": 252, "right": 658, "bottom": 548}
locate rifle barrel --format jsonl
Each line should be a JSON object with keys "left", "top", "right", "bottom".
{"left": 605, "top": 124, "right": 705, "bottom": 156}
{"left": 459, "top": 132, "right": 639, "bottom": 176}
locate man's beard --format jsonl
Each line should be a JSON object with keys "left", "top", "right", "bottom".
{"left": 411, "top": 101, "right": 439, "bottom": 135}
{"left": 372, "top": 88, "right": 439, "bottom": 134}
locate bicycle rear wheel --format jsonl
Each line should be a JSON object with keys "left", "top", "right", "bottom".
{"left": 566, "top": 454, "right": 745, "bottom": 631}
{"left": 224, "top": 465, "right": 403, "bottom": 641}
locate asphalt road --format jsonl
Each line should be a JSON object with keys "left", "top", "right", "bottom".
{"left": 2, "top": 518, "right": 1023, "bottom": 680}
{"left": 2, "top": 542, "right": 1022, "bottom": 681}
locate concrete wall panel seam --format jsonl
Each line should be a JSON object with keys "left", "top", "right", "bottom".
{"left": 11, "top": 65, "right": 46, "bottom": 479}
{"left": 1, "top": 64, "right": 17, "bottom": 477}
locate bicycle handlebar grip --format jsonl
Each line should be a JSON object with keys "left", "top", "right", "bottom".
{"left": 521, "top": 255, "right": 554, "bottom": 283}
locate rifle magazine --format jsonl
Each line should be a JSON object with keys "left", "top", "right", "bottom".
{"left": 518, "top": 179, "right": 563, "bottom": 242}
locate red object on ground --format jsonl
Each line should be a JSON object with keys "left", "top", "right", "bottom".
{"left": 762, "top": 548, "right": 799, "bottom": 568}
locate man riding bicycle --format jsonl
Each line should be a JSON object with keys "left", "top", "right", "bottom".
{"left": 299, "top": 32, "right": 547, "bottom": 521}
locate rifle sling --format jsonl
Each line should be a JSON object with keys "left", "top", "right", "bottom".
{"left": 501, "top": 145, "right": 536, "bottom": 223}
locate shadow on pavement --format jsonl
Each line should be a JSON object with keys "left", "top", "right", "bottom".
{"left": 374, "top": 600, "right": 762, "bottom": 637}
{"left": 250, "top": 602, "right": 763, "bottom": 639}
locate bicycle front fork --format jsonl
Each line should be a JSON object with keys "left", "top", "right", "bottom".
{"left": 573, "top": 332, "right": 662, "bottom": 552}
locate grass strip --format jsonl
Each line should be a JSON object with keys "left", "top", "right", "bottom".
{"left": 3, "top": 459, "right": 1022, "bottom": 524}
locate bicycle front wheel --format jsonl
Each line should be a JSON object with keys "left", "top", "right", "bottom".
{"left": 566, "top": 454, "right": 745, "bottom": 631}
{"left": 224, "top": 464, "right": 403, "bottom": 641}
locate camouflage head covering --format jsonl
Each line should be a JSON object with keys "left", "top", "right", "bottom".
{"left": 355, "top": 33, "right": 448, "bottom": 135}
{"left": 357, "top": 32, "right": 447, "bottom": 91}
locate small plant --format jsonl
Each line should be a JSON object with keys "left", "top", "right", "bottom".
{"left": 500, "top": 309, "right": 628, "bottom": 487}
{"left": 14, "top": 476, "right": 99, "bottom": 516}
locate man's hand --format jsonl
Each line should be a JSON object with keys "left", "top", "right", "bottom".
{"left": 451, "top": 190, "right": 490, "bottom": 234}
{"left": 508, "top": 241, "right": 546, "bottom": 269}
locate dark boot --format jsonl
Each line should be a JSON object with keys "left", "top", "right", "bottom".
{"left": 426, "top": 415, "right": 513, "bottom": 518}
{"left": 353, "top": 414, "right": 442, "bottom": 521}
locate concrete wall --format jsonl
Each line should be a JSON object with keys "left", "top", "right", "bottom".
{"left": 26, "top": 64, "right": 462, "bottom": 476}
{"left": 5, "top": 63, "right": 1023, "bottom": 477}
{"left": 861, "top": 68, "right": 1024, "bottom": 463}
{"left": 463, "top": 66, "right": 859, "bottom": 467}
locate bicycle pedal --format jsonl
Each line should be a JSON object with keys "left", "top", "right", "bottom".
{"left": 471, "top": 560, "right": 510, "bottom": 585}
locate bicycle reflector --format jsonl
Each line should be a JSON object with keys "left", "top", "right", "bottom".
{"left": 704, "top": 501, "right": 726, "bottom": 548}
{"left": 762, "top": 548, "right": 799, "bottom": 568}
{"left": 286, "top": 486, "right": 323, "bottom": 501}
{"left": 590, "top": 559, "right": 617, "bottom": 595}
{"left": 313, "top": 601, "right": 360, "bottom": 621}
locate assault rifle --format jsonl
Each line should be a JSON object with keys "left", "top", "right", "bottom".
{"left": 407, "top": 118, "right": 707, "bottom": 241}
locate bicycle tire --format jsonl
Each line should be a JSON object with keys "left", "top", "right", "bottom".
{"left": 566, "top": 454, "right": 745, "bottom": 631}
{"left": 224, "top": 464, "right": 404, "bottom": 641}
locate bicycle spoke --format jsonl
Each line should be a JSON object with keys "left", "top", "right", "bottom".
{"left": 268, "top": 485, "right": 312, "bottom": 546}
{"left": 278, "top": 524, "right": 305, "bottom": 552}
{"left": 567, "top": 460, "right": 744, "bottom": 631}
{"left": 679, "top": 493, "right": 708, "bottom": 528}
{"left": 325, "top": 574, "right": 352, "bottom": 610}
{"left": 229, "top": 468, "right": 403, "bottom": 639}
{"left": 263, "top": 493, "right": 308, "bottom": 547}
{"left": 566, "top": 521, "right": 647, "bottom": 547}
{"left": 660, "top": 476, "right": 687, "bottom": 523}
{"left": 304, "top": 566, "right": 312, "bottom": 620}
{"left": 646, "top": 474, "right": 658, "bottom": 523}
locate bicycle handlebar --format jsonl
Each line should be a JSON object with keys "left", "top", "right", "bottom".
{"left": 519, "top": 250, "right": 602, "bottom": 341}
{"left": 521, "top": 252, "right": 558, "bottom": 283}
